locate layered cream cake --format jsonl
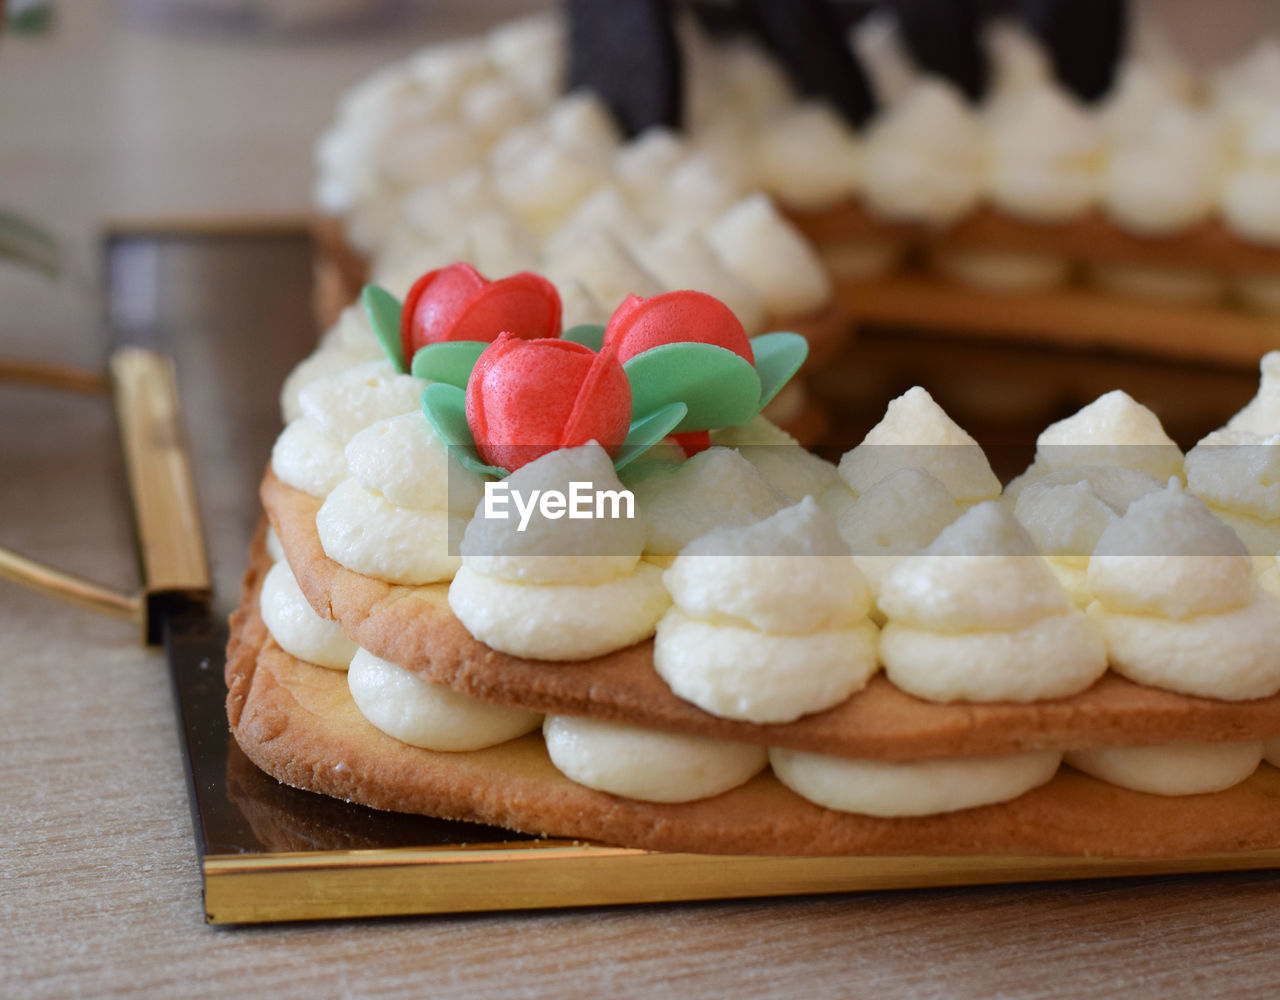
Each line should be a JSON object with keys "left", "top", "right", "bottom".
{"left": 228, "top": 265, "right": 1280, "bottom": 856}
{"left": 312, "top": 7, "right": 1280, "bottom": 328}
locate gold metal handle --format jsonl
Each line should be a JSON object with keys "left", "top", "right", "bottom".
{"left": 0, "top": 347, "right": 211, "bottom": 643}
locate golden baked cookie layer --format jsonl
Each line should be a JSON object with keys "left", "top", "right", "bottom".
{"left": 262, "top": 469, "right": 1280, "bottom": 760}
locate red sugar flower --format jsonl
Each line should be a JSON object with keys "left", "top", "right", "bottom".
{"left": 400, "top": 263, "right": 561, "bottom": 363}
{"left": 603, "top": 290, "right": 754, "bottom": 365}
{"left": 465, "top": 333, "right": 632, "bottom": 472}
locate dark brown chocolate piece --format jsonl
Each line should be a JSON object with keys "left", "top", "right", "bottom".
{"left": 742, "top": 0, "right": 878, "bottom": 127}
{"left": 891, "top": 0, "right": 989, "bottom": 101}
{"left": 1022, "top": 0, "right": 1127, "bottom": 103}
{"left": 567, "top": 0, "right": 682, "bottom": 136}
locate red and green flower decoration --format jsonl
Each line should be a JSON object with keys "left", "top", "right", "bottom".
{"left": 363, "top": 263, "right": 808, "bottom": 477}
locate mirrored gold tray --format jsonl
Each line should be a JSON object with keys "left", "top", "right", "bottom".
{"left": 12, "top": 221, "right": 1278, "bottom": 925}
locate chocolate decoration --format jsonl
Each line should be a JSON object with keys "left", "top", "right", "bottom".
{"left": 891, "top": 0, "right": 989, "bottom": 101}
{"left": 741, "top": 0, "right": 878, "bottom": 128}
{"left": 1022, "top": 0, "right": 1128, "bottom": 103}
{"left": 567, "top": 0, "right": 682, "bottom": 136}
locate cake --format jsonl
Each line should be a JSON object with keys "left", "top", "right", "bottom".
{"left": 312, "top": 4, "right": 1280, "bottom": 333}
{"left": 224, "top": 2, "right": 1280, "bottom": 859}
{"left": 227, "top": 262, "right": 1280, "bottom": 857}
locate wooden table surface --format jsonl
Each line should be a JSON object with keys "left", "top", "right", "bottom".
{"left": 4, "top": 4, "right": 1280, "bottom": 999}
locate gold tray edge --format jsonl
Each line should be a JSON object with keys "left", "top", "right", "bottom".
{"left": 203, "top": 846, "right": 1280, "bottom": 924}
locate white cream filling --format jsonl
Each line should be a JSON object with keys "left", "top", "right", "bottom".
{"left": 985, "top": 84, "right": 1103, "bottom": 223}
{"left": 345, "top": 412, "right": 487, "bottom": 516}
{"left": 297, "top": 361, "right": 428, "bottom": 446}
{"left": 1221, "top": 167, "right": 1280, "bottom": 248}
{"left": 1065, "top": 741, "right": 1264, "bottom": 796}
{"left": 316, "top": 478, "right": 463, "bottom": 586}
{"left": 818, "top": 238, "right": 902, "bottom": 281}
{"left": 839, "top": 387, "right": 1001, "bottom": 503}
{"left": 542, "top": 715, "right": 767, "bottom": 803}
{"left": 708, "top": 419, "right": 840, "bottom": 503}
{"left": 1088, "top": 594, "right": 1280, "bottom": 700}
{"left": 633, "top": 226, "right": 766, "bottom": 335}
{"left": 933, "top": 249, "right": 1071, "bottom": 292}
{"left": 652, "top": 499, "right": 879, "bottom": 723}
{"left": 280, "top": 344, "right": 383, "bottom": 426}
{"left": 460, "top": 444, "right": 646, "bottom": 584}
{"left": 663, "top": 549, "right": 869, "bottom": 636}
{"left": 629, "top": 448, "right": 789, "bottom": 560}
{"left": 259, "top": 560, "right": 357, "bottom": 671}
{"left": 272, "top": 418, "right": 349, "bottom": 498}
{"left": 881, "top": 609, "right": 1106, "bottom": 703}
{"left": 347, "top": 647, "right": 541, "bottom": 751}
{"left": 770, "top": 748, "right": 1062, "bottom": 817}
{"left": 494, "top": 142, "right": 611, "bottom": 237}
{"left": 859, "top": 79, "right": 984, "bottom": 226}
{"left": 703, "top": 194, "right": 831, "bottom": 317}
{"left": 748, "top": 101, "right": 861, "bottom": 210}
{"left": 448, "top": 562, "right": 670, "bottom": 661}
{"left": 1091, "top": 263, "right": 1223, "bottom": 304}
{"left": 1032, "top": 390, "right": 1184, "bottom": 484}
{"left": 540, "top": 228, "right": 663, "bottom": 312}
{"left": 876, "top": 503, "right": 1106, "bottom": 701}
{"left": 1102, "top": 109, "right": 1221, "bottom": 237}
{"left": 655, "top": 610, "right": 878, "bottom": 724}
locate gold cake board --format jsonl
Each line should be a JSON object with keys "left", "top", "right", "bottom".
{"left": 203, "top": 845, "right": 1280, "bottom": 924}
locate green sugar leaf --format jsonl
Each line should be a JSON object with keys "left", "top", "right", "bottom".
{"left": 363, "top": 285, "right": 407, "bottom": 374}
{"left": 410, "top": 340, "right": 488, "bottom": 388}
{"left": 624, "top": 343, "right": 761, "bottom": 434}
{"left": 561, "top": 323, "right": 606, "bottom": 350}
{"left": 750, "top": 331, "right": 809, "bottom": 412}
{"left": 614, "top": 402, "right": 688, "bottom": 470}
{"left": 421, "top": 382, "right": 508, "bottom": 478}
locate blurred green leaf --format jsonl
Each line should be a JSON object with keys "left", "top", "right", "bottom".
{"left": 0, "top": 208, "right": 60, "bottom": 279}
{"left": 7, "top": 0, "right": 55, "bottom": 34}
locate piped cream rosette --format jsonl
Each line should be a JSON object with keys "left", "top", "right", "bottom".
{"left": 1014, "top": 465, "right": 1163, "bottom": 606}
{"left": 828, "top": 467, "right": 959, "bottom": 615}
{"left": 653, "top": 498, "right": 879, "bottom": 724}
{"left": 770, "top": 748, "right": 1062, "bottom": 818}
{"left": 258, "top": 542, "right": 357, "bottom": 671}
{"left": 878, "top": 502, "right": 1108, "bottom": 703}
{"left": 823, "top": 388, "right": 997, "bottom": 613}
{"left": 449, "top": 443, "right": 670, "bottom": 661}
{"left": 860, "top": 79, "right": 985, "bottom": 229}
{"left": 833, "top": 386, "right": 1002, "bottom": 509}
{"left": 347, "top": 646, "right": 542, "bottom": 752}
{"left": 707, "top": 416, "right": 840, "bottom": 504}
{"left": 315, "top": 411, "right": 486, "bottom": 585}
{"left": 272, "top": 360, "right": 428, "bottom": 499}
{"left": 1187, "top": 354, "right": 1280, "bottom": 563}
{"left": 941, "top": 81, "right": 1102, "bottom": 292}
{"left": 542, "top": 715, "right": 767, "bottom": 803}
{"left": 1086, "top": 484, "right": 1280, "bottom": 700}
{"left": 255, "top": 574, "right": 543, "bottom": 752}
{"left": 1006, "top": 390, "right": 1184, "bottom": 501}
{"left": 626, "top": 446, "right": 790, "bottom": 564}
{"left": 1065, "top": 740, "right": 1265, "bottom": 796}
